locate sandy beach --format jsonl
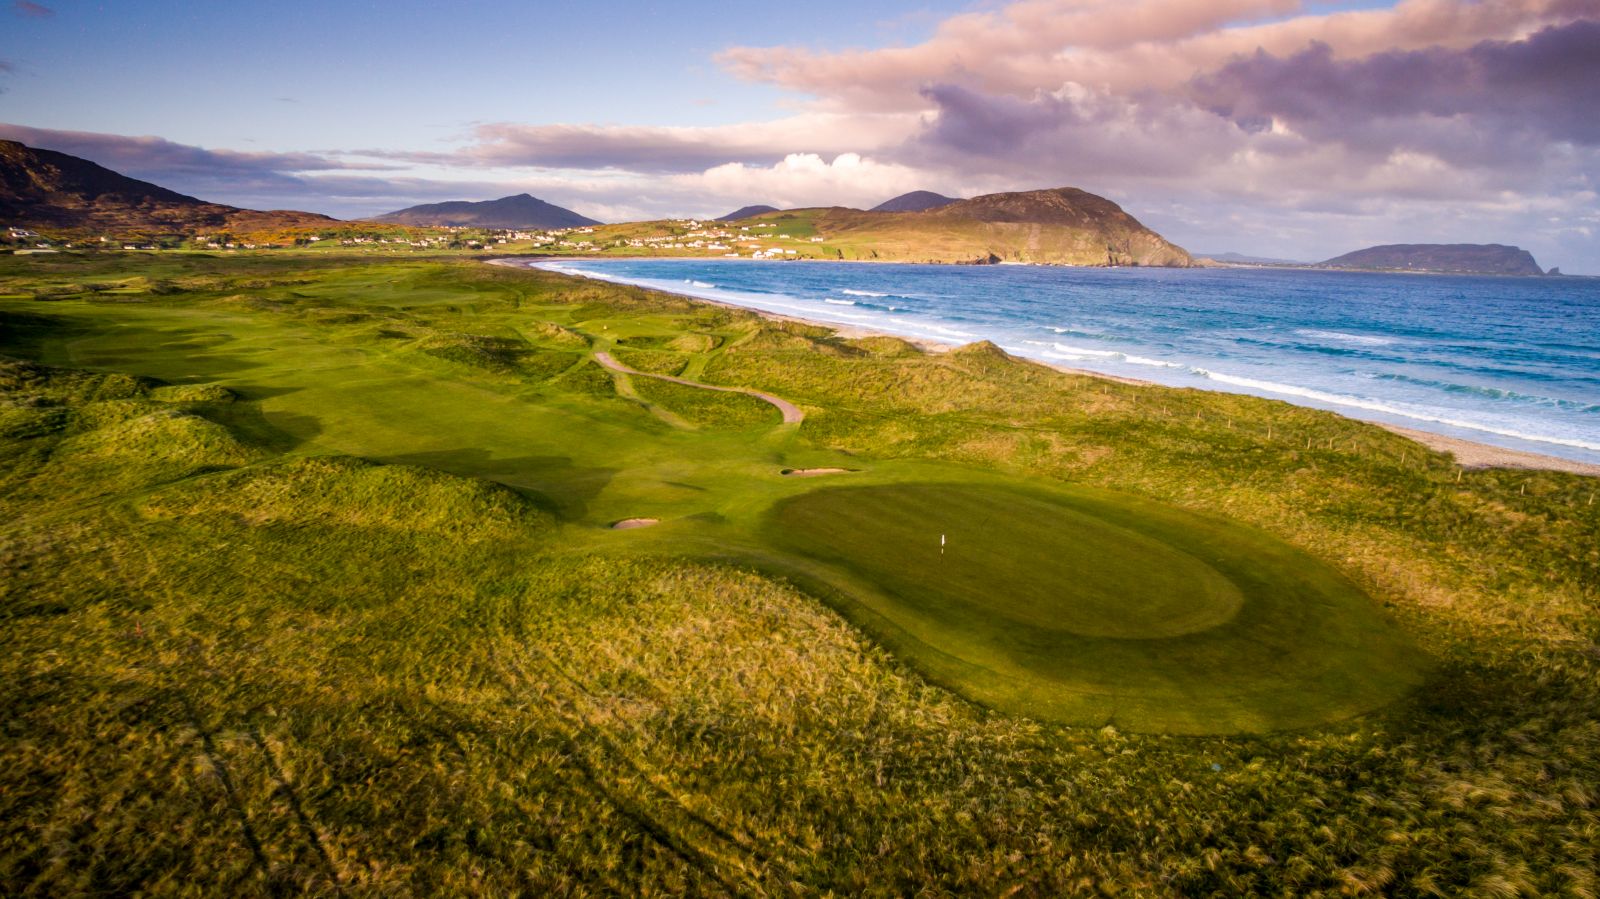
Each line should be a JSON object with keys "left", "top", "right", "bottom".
{"left": 1372, "top": 425, "right": 1600, "bottom": 476}
{"left": 501, "top": 257, "right": 1598, "bottom": 477}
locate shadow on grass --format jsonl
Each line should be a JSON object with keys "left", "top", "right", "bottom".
{"left": 0, "top": 309, "right": 89, "bottom": 358}
{"left": 193, "top": 386, "right": 324, "bottom": 453}
{"left": 378, "top": 448, "right": 618, "bottom": 521}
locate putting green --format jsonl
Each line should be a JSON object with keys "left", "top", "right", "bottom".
{"left": 763, "top": 483, "right": 1427, "bottom": 734}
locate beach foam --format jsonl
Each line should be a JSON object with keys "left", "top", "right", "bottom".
{"left": 1297, "top": 329, "right": 1397, "bottom": 346}
{"left": 531, "top": 257, "right": 1600, "bottom": 464}
{"left": 1193, "top": 369, "right": 1600, "bottom": 452}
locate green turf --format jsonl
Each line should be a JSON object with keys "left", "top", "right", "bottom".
{"left": 762, "top": 483, "right": 1424, "bottom": 733}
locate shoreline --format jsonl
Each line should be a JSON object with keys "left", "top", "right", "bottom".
{"left": 1371, "top": 425, "right": 1600, "bottom": 476}
{"left": 496, "top": 257, "right": 1598, "bottom": 477}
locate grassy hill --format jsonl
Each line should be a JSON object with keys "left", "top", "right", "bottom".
{"left": 716, "top": 204, "right": 779, "bottom": 221}
{"left": 372, "top": 193, "right": 601, "bottom": 229}
{"left": 1, "top": 251, "right": 1596, "bottom": 894}
{"left": 575, "top": 188, "right": 1192, "bottom": 266}
{"left": 589, "top": 188, "right": 1193, "bottom": 266}
{"left": 1320, "top": 243, "right": 1547, "bottom": 276}
{"left": 799, "top": 187, "right": 1193, "bottom": 266}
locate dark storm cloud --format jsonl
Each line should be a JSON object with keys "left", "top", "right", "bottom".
{"left": 1189, "top": 20, "right": 1600, "bottom": 153}
{"left": 905, "top": 82, "right": 1247, "bottom": 180}
{"left": 899, "top": 19, "right": 1600, "bottom": 195}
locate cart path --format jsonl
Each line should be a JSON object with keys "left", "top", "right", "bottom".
{"left": 594, "top": 352, "right": 804, "bottom": 425}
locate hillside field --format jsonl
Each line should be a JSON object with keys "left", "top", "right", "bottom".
{"left": 2, "top": 252, "right": 1597, "bottom": 895}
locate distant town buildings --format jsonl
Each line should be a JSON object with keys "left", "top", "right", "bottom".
{"left": 4, "top": 219, "right": 827, "bottom": 259}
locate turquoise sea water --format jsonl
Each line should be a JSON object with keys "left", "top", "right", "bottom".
{"left": 534, "top": 259, "right": 1600, "bottom": 464}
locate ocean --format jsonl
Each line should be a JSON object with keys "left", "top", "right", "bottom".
{"left": 533, "top": 258, "right": 1600, "bottom": 465}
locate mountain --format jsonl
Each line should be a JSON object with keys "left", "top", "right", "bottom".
{"left": 782, "top": 187, "right": 1192, "bottom": 267}
{"left": 0, "top": 139, "right": 334, "bottom": 236}
{"left": 870, "top": 190, "right": 959, "bottom": 213}
{"left": 373, "top": 193, "right": 599, "bottom": 229}
{"left": 1319, "top": 244, "right": 1547, "bottom": 276}
{"left": 1198, "top": 251, "right": 1306, "bottom": 265}
{"left": 717, "top": 205, "right": 779, "bottom": 222}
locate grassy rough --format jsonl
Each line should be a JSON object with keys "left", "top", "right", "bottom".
{"left": 629, "top": 375, "right": 781, "bottom": 430}
{"left": 1, "top": 252, "right": 1598, "bottom": 896}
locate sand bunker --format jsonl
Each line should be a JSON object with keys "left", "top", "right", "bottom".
{"left": 781, "top": 468, "right": 856, "bottom": 477}
{"left": 611, "top": 518, "right": 660, "bottom": 530}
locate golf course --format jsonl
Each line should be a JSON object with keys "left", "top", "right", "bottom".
{"left": 4, "top": 251, "right": 1598, "bottom": 895}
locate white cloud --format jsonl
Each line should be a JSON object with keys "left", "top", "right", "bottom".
{"left": 674, "top": 152, "right": 933, "bottom": 211}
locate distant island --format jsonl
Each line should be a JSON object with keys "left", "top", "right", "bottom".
{"left": 374, "top": 193, "right": 599, "bottom": 229}
{"left": 1319, "top": 243, "right": 1550, "bottom": 276}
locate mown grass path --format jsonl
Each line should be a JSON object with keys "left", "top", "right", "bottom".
{"left": 594, "top": 350, "right": 804, "bottom": 424}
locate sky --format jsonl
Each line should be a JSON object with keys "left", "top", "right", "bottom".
{"left": 2, "top": 0, "right": 1598, "bottom": 272}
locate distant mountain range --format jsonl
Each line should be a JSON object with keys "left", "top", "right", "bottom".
{"left": 717, "top": 205, "right": 779, "bottom": 222}
{"left": 869, "top": 190, "right": 959, "bottom": 213}
{"left": 373, "top": 193, "right": 600, "bottom": 229}
{"left": 0, "top": 139, "right": 1561, "bottom": 275}
{"left": 0, "top": 139, "right": 334, "bottom": 236}
{"left": 1319, "top": 244, "right": 1549, "bottom": 276}
{"left": 0, "top": 139, "right": 1192, "bottom": 267}
{"left": 764, "top": 187, "right": 1192, "bottom": 267}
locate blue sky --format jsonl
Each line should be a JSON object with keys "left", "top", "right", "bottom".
{"left": 2, "top": 0, "right": 1597, "bottom": 272}
{"left": 2, "top": 1, "right": 961, "bottom": 147}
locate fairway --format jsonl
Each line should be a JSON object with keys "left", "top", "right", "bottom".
{"left": 764, "top": 483, "right": 1427, "bottom": 734}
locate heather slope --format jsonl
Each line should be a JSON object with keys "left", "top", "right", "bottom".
{"left": 791, "top": 187, "right": 1193, "bottom": 266}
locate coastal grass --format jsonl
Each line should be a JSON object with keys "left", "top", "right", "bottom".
{"left": 2, "top": 251, "right": 1599, "bottom": 895}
